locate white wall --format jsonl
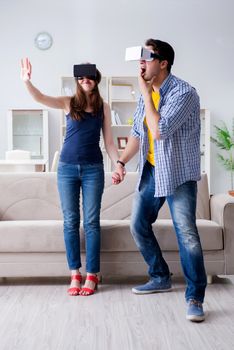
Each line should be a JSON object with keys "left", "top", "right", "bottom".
{"left": 0, "top": 0, "right": 233, "bottom": 193}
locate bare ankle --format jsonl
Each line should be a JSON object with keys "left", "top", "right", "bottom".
{"left": 71, "top": 269, "right": 80, "bottom": 276}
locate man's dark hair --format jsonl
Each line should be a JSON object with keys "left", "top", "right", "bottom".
{"left": 145, "top": 39, "right": 175, "bottom": 73}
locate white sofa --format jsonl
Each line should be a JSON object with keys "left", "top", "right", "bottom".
{"left": 0, "top": 172, "right": 233, "bottom": 279}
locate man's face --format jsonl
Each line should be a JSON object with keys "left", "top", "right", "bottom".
{"left": 140, "top": 45, "right": 162, "bottom": 81}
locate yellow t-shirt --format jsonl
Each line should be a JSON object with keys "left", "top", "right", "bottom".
{"left": 144, "top": 91, "right": 160, "bottom": 166}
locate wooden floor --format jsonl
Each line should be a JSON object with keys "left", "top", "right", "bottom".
{"left": 0, "top": 276, "right": 234, "bottom": 350}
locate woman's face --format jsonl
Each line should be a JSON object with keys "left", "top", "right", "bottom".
{"left": 77, "top": 77, "right": 96, "bottom": 93}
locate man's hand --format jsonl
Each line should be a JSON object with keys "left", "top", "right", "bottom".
{"left": 138, "top": 68, "right": 156, "bottom": 99}
{"left": 112, "top": 164, "right": 126, "bottom": 185}
{"left": 20, "top": 57, "right": 32, "bottom": 82}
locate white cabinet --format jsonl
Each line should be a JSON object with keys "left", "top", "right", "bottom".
{"left": 109, "top": 76, "right": 140, "bottom": 125}
{"left": 7, "top": 109, "right": 49, "bottom": 171}
{"left": 108, "top": 76, "right": 139, "bottom": 171}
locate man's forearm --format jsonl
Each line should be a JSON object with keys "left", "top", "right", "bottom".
{"left": 118, "top": 135, "right": 139, "bottom": 164}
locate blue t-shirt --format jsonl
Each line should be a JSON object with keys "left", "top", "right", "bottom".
{"left": 60, "top": 108, "right": 103, "bottom": 164}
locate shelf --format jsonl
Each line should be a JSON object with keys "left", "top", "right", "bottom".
{"left": 111, "top": 124, "right": 132, "bottom": 128}
{"left": 13, "top": 134, "right": 43, "bottom": 137}
{"left": 111, "top": 100, "right": 137, "bottom": 103}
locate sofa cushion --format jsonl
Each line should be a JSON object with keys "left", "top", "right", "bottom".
{"left": 153, "top": 219, "right": 223, "bottom": 251}
{"left": 101, "top": 219, "right": 223, "bottom": 251}
{"left": 100, "top": 173, "right": 137, "bottom": 220}
{"left": 0, "top": 174, "right": 62, "bottom": 221}
{"left": 0, "top": 221, "right": 64, "bottom": 252}
{"left": 0, "top": 173, "right": 210, "bottom": 221}
{"left": 0, "top": 219, "right": 223, "bottom": 253}
{"left": 101, "top": 173, "right": 210, "bottom": 220}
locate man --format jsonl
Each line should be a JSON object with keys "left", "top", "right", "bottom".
{"left": 113, "top": 39, "right": 207, "bottom": 322}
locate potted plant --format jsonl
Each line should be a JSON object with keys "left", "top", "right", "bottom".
{"left": 210, "top": 120, "right": 234, "bottom": 196}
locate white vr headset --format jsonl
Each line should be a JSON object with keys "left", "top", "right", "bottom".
{"left": 125, "top": 46, "right": 162, "bottom": 62}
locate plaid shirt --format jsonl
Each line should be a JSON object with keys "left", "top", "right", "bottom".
{"left": 131, "top": 73, "right": 201, "bottom": 197}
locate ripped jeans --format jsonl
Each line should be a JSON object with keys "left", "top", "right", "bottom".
{"left": 131, "top": 161, "right": 207, "bottom": 302}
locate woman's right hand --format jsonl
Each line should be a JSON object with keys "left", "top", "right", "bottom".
{"left": 20, "top": 57, "right": 32, "bottom": 82}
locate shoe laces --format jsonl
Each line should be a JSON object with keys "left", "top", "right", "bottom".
{"left": 188, "top": 299, "right": 202, "bottom": 308}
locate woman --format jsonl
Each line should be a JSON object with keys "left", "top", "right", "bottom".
{"left": 21, "top": 58, "right": 120, "bottom": 296}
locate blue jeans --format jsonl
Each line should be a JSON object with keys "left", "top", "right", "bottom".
{"left": 57, "top": 162, "right": 104, "bottom": 273}
{"left": 131, "top": 161, "right": 207, "bottom": 302}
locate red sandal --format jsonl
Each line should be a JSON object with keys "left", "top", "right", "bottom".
{"left": 67, "top": 274, "right": 82, "bottom": 296}
{"left": 79, "top": 274, "right": 99, "bottom": 296}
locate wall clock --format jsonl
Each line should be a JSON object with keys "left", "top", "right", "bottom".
{"left": 34, "top": 32, "right": 53, "bottom": 50}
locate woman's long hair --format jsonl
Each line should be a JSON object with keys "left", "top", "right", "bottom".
{"left": 70, "top": 68, "right": 103, "bottom": 121}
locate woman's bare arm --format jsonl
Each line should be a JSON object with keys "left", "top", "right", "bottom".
{"left": 21, "top": 57, "right": 70, "bottom": 113}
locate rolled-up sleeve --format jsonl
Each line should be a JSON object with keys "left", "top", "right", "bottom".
{"left": 158, "top": 88, "right": 199, "bottom": 139}
{"left": 131, "top": 125, "right": 140, "bottom": 139}
{"left": 131, "top": 96, "right": 143, "bottom": 139}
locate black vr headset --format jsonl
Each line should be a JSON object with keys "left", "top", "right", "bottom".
{"left": 73, "top": 64, "right": 97, "bottom": 80}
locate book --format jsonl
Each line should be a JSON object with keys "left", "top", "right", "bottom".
{"left": 111, "top": 110, "right": 117, "bottom": 125}
{"left": 114, "top": 111, "right": 122, "bottom": 125}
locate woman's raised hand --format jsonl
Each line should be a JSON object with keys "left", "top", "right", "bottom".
{"left": 20, "top": 58, "right": 32, "bottom": 81}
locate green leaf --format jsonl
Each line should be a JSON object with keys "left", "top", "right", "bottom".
{"left": 211, "top": 120, "right": 234, "bottom": 189}
{"left": 211, "top": 123, "right": 234, "bottom": 150}
{"left": 217, "top": 154, "right": 234, "bottom": 171}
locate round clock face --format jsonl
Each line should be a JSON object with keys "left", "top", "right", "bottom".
{"left": 34, "top": 32, "right": 53, "bottom": 50}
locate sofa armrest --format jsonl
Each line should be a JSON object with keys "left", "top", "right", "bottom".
{"left": 210, "top": 194, "right": 234, "bottom": 274}
{"left": 210, "top": 194, "right": 234, "bottom": 226}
